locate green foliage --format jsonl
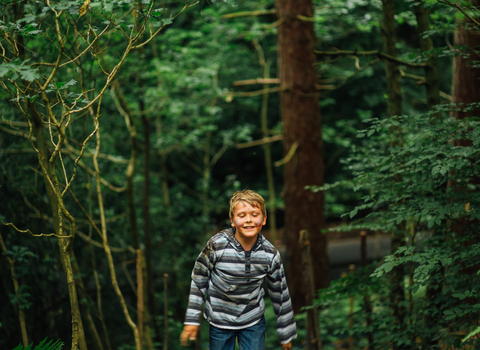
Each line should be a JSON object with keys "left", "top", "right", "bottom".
{"left": 8, "top": 285, "right": 32, "bottom": 310}
{"left": 0, "top": 59, "right": 39, "bottom": 82}
{"left": 1, "top": 0, "right": 478, "bottom": 348}
{"left": 310, "top": 111, "right": 480, "bottom": 348}
{"left": 12, "top": 338, "right": 63, "bottom": 350}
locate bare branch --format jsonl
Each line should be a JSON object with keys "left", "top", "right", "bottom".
{"left": 315, "top": 49, "right": 427, "bottom": 68}
{"left": 77, "top": 231, "right": 134, "bottom": 253}
{"left": 210, "top": 143, "right": 228, "bottom": 168}
{"left": 132, "top": 1, "right": 199, "bottom": 50}
{"left": 221, "top": 9, "right": 276, "bottom": 18}
{"left": 437, "top": 0, "right": 480, "bottom": 27}
{"left": 0, "top": 125, "right": 37, "bottom": 140}
{"left": 297, "top": 15, "right": 315, "bottom": 22}
{"left": 0, "top": 119, "right": 28, "bottom": 127}
{"left": 274, "top": 141, "right": 299, "bottom": 167}
{"left": 233, "top": 78, "right": 280, "bottom": 86}
{"left": 0, "top": 219, "right": 71, "bottom": 239}
{"left": 237, "top": 135, "right": 283, "bottom": 149}
{"left": 61, "top": 119, "right": 100, "bottom": 197}
{"left": 226, "top": 86, "right": 285, "bottom": 99}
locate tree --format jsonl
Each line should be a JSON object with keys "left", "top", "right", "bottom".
{"left": 275, "top": 0, "right": 328, "bottom": 312}
{"left": 0, "top": 1, "right": 198, "bottom": 348}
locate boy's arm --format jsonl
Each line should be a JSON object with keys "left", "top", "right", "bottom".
{"left": 266, "top": 251, "right": 297, "bottom": 345}
{"left": 184, "top": 240, "right": 215, "bottom": 325}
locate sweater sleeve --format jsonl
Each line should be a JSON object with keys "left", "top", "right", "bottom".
{"left": 266, "top": 251, "right": 297, "bottom": 344}
{"left": 184, "top": 239, "right": 215, "bottom": 325}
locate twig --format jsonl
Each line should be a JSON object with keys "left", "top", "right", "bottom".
{"left": 0, "top": 126, "right": 36, "bottom": 140}
{"left": 237, "top": 135, "right": 283, "bottom": 149}
{"left": 131, "top": 1, "right": 199, "bottom": 50}
{"left": 233, "top": 78, "right": 280, "bottom": 86}
{"left": 437, "top": 0, "right": 480, "bottom": 27}
{"left": 315, "top": 49, "right": 427, "bottom": 68}
{"left": 297, "top": 15, "right": 315, "bottom": 22}
{"left": 77, "top": 231, "right": 133, "bottom": 253}
{"left": 0, "top": 219, "right": 70, "bottom": 239}
{"left": 275, "top": 141, "right": 299, "bottom": 167}
{"left": 221, "top": 9, "right": 276, "bottom": 18}
{"left": 226, "top": 86, "right": 285, "bottom": 99}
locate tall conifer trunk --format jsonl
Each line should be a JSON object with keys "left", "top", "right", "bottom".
{"left": 447, "top": 0, "right": 480, "bottom": 337}
{"left": 381, "top": 1, "right": 407, "bottom": 346}
{"left": 275, "top": 0, "right": 328, "bottom": 312}
{"left": 452, "top": 0, "right": 480, "bottom": 123}
{"left": 412, "top": 0, "right": 441, "bottom": 119}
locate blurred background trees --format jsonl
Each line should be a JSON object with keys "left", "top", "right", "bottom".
{"left": 1, "top": 0, "right": 479, "bottom": 349}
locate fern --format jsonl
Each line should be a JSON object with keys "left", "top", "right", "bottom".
{"left": 12, "top": 338, "right": 64, "bottom": 350}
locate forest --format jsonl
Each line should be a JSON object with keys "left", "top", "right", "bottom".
{"left": 0, "top": 0, "right": 479, "bottom": 349}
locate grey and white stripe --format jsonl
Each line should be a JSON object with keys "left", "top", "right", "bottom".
{"left": 184, "top": 228, "right": 297, "bottom": 344}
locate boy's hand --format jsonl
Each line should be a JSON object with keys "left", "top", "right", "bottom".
{"left": 281, "top": 342, "right": 292, "bottom": 350}
{"left": 180, "top": 325, "right": 199, "bottom": 346}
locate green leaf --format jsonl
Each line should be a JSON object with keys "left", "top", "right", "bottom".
{"left": 384, "top": 262, "right": 394, "bottom": 273}
{"left": 161, "top": 18, "right": 174, "bottom": 26}
{"left": 349, "top": 207, "right": 358, "bottom": 219}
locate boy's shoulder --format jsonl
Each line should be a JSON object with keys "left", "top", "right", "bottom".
{"left": 259, "top": 236, "right": 278, "bottom": 256}
{"left": 206, "top": 228, "right": 232, "bottom": 250}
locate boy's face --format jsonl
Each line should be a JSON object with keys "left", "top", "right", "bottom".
{"left": 230, "top": 201, "right": 267, "bottom": 240}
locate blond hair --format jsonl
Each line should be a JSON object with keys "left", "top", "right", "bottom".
{"left": 229, "top": 190, "right": 266, "bottom": 218}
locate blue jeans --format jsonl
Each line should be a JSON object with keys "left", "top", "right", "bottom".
{"left": 209, "top": 316, "right": 266, "bottom": 350}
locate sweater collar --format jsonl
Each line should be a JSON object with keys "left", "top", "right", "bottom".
{"left": 224, "top": 227, "right": 263, "bottom": 252}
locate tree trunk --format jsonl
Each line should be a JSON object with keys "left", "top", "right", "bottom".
{"left": 381, "top": 0, "right": 407, "bottom": 345}
{"left": 141, "top": 102, "right": 162, "bottom": 346}
{"left": 142, "top": 111, "right": 155, "bottom": 316}
{"left": 261, "top": 62, "right": 278, "bottom": 245}
{"left": 446, "top": 0, "right": 480, "bottom": 340}
{"left": 451, "top": 0, "right": 480, "bottom": 122}
{"left": 412, "top": 0, "right": 441, "bottom": 119}
{"left": 72, "top": 253, "right": 104, "bottom": 350}
{"left": 275, "top": 0, "right": 328, "bottom": 312}
{"left": 30, "top": 104, "right": 82, "bottom": 350}
{"left": 411, "top": 4, "right": 443, "bottom": 347}
{"left": 92, "top": 126, "right": 142, "bottom": 350}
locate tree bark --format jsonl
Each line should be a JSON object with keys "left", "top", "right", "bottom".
{"left": 275, "top": 0, "right": 328, "bottom": 312}
{"left": 30, "top": 104, "right": 82, "bottom": 350}
{"left": 381, "top": 1, "right": 407, "bottom": 345}
{"left": 451, "top": 0, "right": 480, "bottom": 122}
{"left": 299, "top": 230, "right": 322, "bottom": 350}
{"left": 92, "top": 125, "right": 142, "bottom": 350}
{"left": 72, "top": 253, "right": 105, "bottom": 350}
{"left": 382, "top": 0, "right": 402, "bottom": 118}
{"left": 412, "top": 0, "right": 441, "bottom": 119}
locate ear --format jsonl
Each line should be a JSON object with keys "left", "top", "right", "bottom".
{"left": 262, "top": 215, "right": 267, "bottom": 226}
{"left": 230, "top": 217, "right": 235, "bottom": 227}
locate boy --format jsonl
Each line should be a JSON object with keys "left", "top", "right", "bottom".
{"left": 180, "top": 190, "right": 296, "bottom": 350}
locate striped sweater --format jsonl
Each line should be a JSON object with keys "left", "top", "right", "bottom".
{"left": 184, "top": 228, "right": 297, "bottom": 344}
